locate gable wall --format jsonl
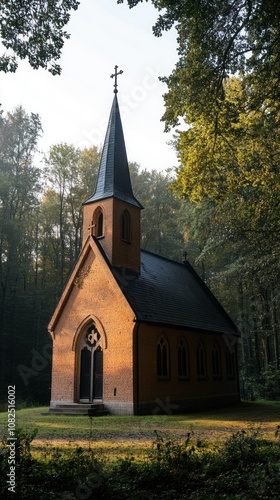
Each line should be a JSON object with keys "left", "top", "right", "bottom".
{"left": 50, "top": 243, "right": 136, "bottom": 414}
{"left": 135, "top": 323, "right": 239, "bottom": 414}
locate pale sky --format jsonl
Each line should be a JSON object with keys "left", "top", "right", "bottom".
{"left": 0, "top": 0, "right": 180, "bottom": 172}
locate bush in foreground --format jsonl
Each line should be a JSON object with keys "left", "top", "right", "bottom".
{"left": 0, "top": 427, "right": 280, "bottom": 499}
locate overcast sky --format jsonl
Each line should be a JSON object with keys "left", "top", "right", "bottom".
{"left": 0, "top": 0, "right": 180, "bottom": 172}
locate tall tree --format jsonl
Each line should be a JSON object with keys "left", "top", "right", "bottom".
{"left": 119, "top": 1, "right": 280, "bottom": 127}
{"left": 130, "top": 163, "right": 185, "bottom": 261}
{"left": 0, "top": 106, "right": 43, "bottom": 398}
{"left": 172, "top": 76, "right": 280, "bottom": 205}
{"left": 41, "top": 144, "right": 100, "bottom": 299}
{"left": 174, "top": 77, "right": 280, "bottom": 399}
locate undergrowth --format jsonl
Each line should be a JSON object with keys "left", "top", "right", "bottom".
{"left": 0, "top": 426, "right": 280, "bottom": 499}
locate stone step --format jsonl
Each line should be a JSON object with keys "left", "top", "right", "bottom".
{"left": 42, "top": 403, "right": 109, "bottom": 417}
{"left": 54, "top": 403, "right": 104, "bottom": 410}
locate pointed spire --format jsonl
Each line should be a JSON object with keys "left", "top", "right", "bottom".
{"left": 84, "top": 93, "right": 143, "bottom": 209}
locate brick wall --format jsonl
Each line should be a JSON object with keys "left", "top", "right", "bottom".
{"left": 135, "top": 323, "right": 239, "bottom": 414}
{"left": 82, "top": 198, "right": 141, "bottom": 272}
{"left": 50, "top": 241, "right": 136, "bottom": 414}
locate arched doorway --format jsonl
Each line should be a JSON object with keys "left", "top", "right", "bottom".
{"left": 79, "top": 323, "right": 103, "bottom": 402}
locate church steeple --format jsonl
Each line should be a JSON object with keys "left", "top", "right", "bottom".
{"left": 82, "top": 67, "right": 143, "bottom": 273}
{"left": 83, "top": 93, "right": 142, "bottom": 209}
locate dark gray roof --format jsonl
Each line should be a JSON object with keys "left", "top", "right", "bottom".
{"left": 84, "top": 95, "right": 143, "bottom": 209}
{"left": 117, "top": 250, "right": 239, "bottom": 336}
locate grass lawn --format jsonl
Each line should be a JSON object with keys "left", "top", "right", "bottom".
{"left": 1, "top": 401, "right": 280, "bottom": 499}
{"left": 1, "top": 400, "right": 280, "bottom": 460}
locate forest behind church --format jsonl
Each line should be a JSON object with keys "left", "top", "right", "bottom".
{"left": 0, "top": 98, "right": 280, "bottom": 406}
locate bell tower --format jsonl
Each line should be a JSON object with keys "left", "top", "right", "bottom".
{"left": 82, "top": 66, "right": 143, "bottom": 273}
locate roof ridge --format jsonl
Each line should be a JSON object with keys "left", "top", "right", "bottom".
{"left": 140, "top": 248, "right": 184, "bottom": 266}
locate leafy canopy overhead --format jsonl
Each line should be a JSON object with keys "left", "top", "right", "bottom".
{"left": 118, "top": 0, "right": 280, "bottom": 127}
{"left": 0, "top": 0, "right": 80, "bottom": 75}
{"left": 172, "top": 76, "right": 280, "bottom": 203}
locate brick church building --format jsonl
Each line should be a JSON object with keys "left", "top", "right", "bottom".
{"left": 48, "top": 72, "right": 240, "bottom": 415}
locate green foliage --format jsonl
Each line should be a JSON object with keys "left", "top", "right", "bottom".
{"left": 172, "top": 76, "right": 280, "bottom": 204}
{"left": 0, "top": 106, "right": 48, "bottom": 404}
{"left": 130, "top": 164, "right": 185, "bottom": 261}
{"left": 259, "top": 366, "right": 280, "bottom": 400}
{"left": 223, "top": 428, "right": 261, "bottom": 464}
{"left": 0, "top": 1, "right": 80, "bottom": 74}
{"left": 153, "top": 429, "right": 198, "bottom": 467}
{"left": 1, "top": 426, "right": 280, "bottom": 499}
{"left": 119, "top": 1, "right": 280, "bottom": 129}
{"left": 41, "top": 144, "right": 101, "bottom": 297}
{"left": 169, "top": 77, "right": 280, "bottom": 398}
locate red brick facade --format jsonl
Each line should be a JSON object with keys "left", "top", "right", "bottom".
{"left": 49, "top": 236, "right": 239, "bottom": 415}
{"left": 135, "top": 323, "right": 239, "bottom": 414}
{"left": 49, "top": 239, "right": 136, "bottom": 414}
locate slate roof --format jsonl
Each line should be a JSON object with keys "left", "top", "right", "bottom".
{"left": 115, "top": 250, "right": 239, "bottom": 336}
{"left": 84, "top": 95, "right": 143, "bottom": 209}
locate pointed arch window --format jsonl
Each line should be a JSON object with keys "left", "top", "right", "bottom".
{"left": 157, "top": 335, "right": 169, "bottom": 379}
{"left": 91, "top": 207, "right": 104, "bottom": 238}
{"left": 122, "top": 210, "right": 131, "bottom": 243}
{"left": 79, "top": 322, "right": 103, "bottom": 402}
{"left": 212, "top": 342, "right": 221, "bottom": 378}
{"left": 96, "top": 210, "right": 103, "bottom": 237}
{"left": 178, "top": 338, "right": 189, "bottom": 379}
{"left": 196, "top": 341, "right": 206, "bottom": 379}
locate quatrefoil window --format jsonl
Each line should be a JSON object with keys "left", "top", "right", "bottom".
{"left": 85, "top": 324, "right": 101, "bottom": 349}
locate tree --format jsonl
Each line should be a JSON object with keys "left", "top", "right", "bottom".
{"left": 174, "top": 77, "right": 280, "bottom": 399}
{"left": 119, "top": 1, "right": 280, "bottom": 127}
{"left": 0, "top": 106, "right": 44, "bottom": 400}
{"left": 0, "top": 0, "right": 80, "bottom": 74}
{"left": 0, "top": 106, "right": 42, "bottom": 322}
{"left": 172, "top": 76, "right": 280, "bottom": 205}
{"left": 41, "top": 144, "right": 100, "bottom": 298}
{"left": 130, "top": 163, "right": 185, "bottom": 260}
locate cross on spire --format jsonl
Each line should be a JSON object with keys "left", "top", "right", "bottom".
{"left": 110, "top": 65, "right": 123, "bottom": 94}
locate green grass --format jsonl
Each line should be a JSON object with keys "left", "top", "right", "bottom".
{"left": 1, "top": 400, "right": 279, "bottom": 459}
{"left": 1, "top": 401, "right": 280, "bottom": 499}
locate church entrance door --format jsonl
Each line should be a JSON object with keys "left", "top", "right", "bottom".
{"left": 79, "top": 324, "right": 103, "bottom": 402}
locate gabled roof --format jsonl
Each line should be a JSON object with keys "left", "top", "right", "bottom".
{"left": 84, "top": 94, "right": 143, "bottom": 209}
{"left": 48, "top": 235, "right": 239, "bottom": 337}
{"left": 115, "top": 250, "right": 239, "bottom": 336}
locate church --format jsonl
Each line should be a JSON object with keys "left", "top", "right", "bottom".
{"left": 48, "top": 68, "right": 240, "bottom": 416}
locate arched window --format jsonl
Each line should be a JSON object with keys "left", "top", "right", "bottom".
{"left": 178, "top": 338, "right": 189, "bottom": 378}
{"left": 157, "top": 335, "right": 169, "bottom": 378}
{"left": 226, "top": 347, "right": 235, "bottom": 378}
{"left": 212, "top": 342, "right": 221, "bottom": 378}
{"left": 96, "top": 210, "right": 103, "bottom": 237}
{"left": 79, "top": 322, "right": 103, "bottom": 402}
{"left": 196, "top": 341, "right": 206, "bottom": 379}
{"left": 122, "top": 210, "right": 131, "bottom": 242}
